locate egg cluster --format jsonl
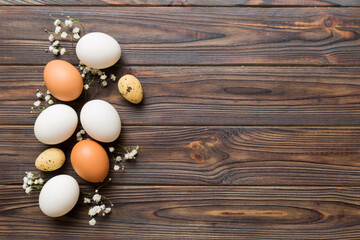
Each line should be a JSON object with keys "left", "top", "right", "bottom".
{"left": 32, "top": 31, "right": 141, "bottom": 221}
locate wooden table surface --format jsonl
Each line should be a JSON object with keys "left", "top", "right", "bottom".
{"left": 1, "top": 0, "right": 360, "bottom": 239}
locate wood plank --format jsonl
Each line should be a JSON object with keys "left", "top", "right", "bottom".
{"left": 1, "top": 0, "right": 359, "bottom": 6}
{"left": 2, "top": 125, "right": 360, "bottom": 185}
{"left": 2, "top": 66, "right": 360, "bottom": 126}
{"left": 1, "top": 7, "right": 360, "bottom": 65}
{"left": 1, "top": 185, "right": 360, "bottom": 239}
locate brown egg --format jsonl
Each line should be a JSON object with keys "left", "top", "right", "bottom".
{"left": 70, "top": 139, "right": 109, "bottom": 183}
{"left": 44, "top": 60, "right": 83, "bottom": 101}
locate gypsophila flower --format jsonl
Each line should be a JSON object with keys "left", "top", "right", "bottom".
{"left": 110, "top": 74, "right": 116, "bottom": 81}
{"left": 101, "top": 81, "right": 108, "bottom": 87}
{"left": 124, "top": 153, "right": 130, "bottom": 160}
{"left": 48, "top": 34, "right": 54, "bottom": 42}
{"left": 39, "top": 178, "right": 44, "bottom": 184}
{"left": 100, "top": 74, "right": 107, "bottom": 80}
{"left": 52, "top": 48, "right": 59, "bottom": 55}
{"left": 27, "top": 179, "right": 33, "bottom": 185}
{"left": 100, "top": 204, "right": 106, "bottom": 210}
{"left": 73, "top": 27, "right": 80, "bottom": 34}
{"left": 88, "top": 207, "right": 97, "bottom": 217}
{"left": 115, "top": 156, "right": 121, "bottom": 162}
{"left": 80, "top": 129, "right": 85, "bottom": 134}
{"left": 25, "top": 187, "right": 32, "bottom": 195}
{"left": 49, "top": 45, "right": 54, "bottom": 52}
{"left": 33, "top": 100, "right": 41, "bottom": 107}
{"left": 73, "top": 33, "right": 80, "bottom": 40}
{"left": 22, "top": 183, "right": 28, "bottom": 190}
{"left": 65, "top": 19, "right": 73, "bottom": 27}
{"left": 89, "top": 218, "right": 96, "bottom": 226}
{"left": 48, "top": 100, "right": 54, "bottom": 105}
{"left": 60, "top": 48, "right": 66, "bottom": 55}
{"left": 23, "top": 176, "right": 29, "bottom": 183}
{"left": 36, "top": 92, "right": 43, "bottom": 99}
{"left": 84, "top": 67, "right": 90, "bottom": 73}
{"left": 93, "top": 194, "right": 101, "bottom": 203}
{"left": 54, "top": 19, "right": 61, "bottom": 26}
{"left": 80, "top": 66, "right": 84, "bottom": 70}
{"left": 61, "top": 32, "right": 67, "bottom": 39}
{"left": 34, "top": 179, "right": 39, "bottom": 185}
{"left": 81, "top": 73, "right": 85, "bottom": 78}
{"left": 114, "top": 165, "right": 120, "bottom": 171}
{"left": 77, "top": 136, "right": 83, "bottom": 141}
{"left": 84, "top": 197, "right": 91, "bottom": 204}
{"left": 45, "top": 95, "right": 51, "bottom": 101}
{"left": 46, "top": 90, "right": 51, "bottom": 95}
{"left": 109, "top": 147, "right": 115, "bottom": 153}
{"left": 84, "top": 84, "right": 89, "bottom": 90}
{"left": 52, "top": 40, "right": 59, "bottom": 46}
{"left": 55, "top": 26, "right": 61, "bottom": 34}
{"left": 104, "top": 208, "right": 111, "bottom": 214}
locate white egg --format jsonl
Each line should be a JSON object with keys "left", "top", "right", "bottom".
{"left": 80, "top": 99, "right": 121, "bottom": 142}
{"left": 34, "top": 104, "right": 78, "bottom": 145}
{"left": 39, "top": 175, "right": 80, "bottom": 217}
{"left": 76, "top": 32, "right": 121, "bottom": 69}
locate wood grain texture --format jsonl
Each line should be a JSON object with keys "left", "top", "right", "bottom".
{"left": 1, "top": 185, "right": 360, "bottom": 239}
{"left": 2, "top": 66, "right": 360, "bottom": 126}
{"left": 1, "top": 7, "right": 360, "bottom": 65}
{"left": 2, "top": 125, "right": 360, "bottom": 185}
{"left": 1, "top": 0, "right": 360, "bottom": 6}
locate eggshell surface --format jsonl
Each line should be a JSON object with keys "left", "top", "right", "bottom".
{"left": 118, "top": 74, "right": 143, "bottom": 104}
{"left": 80, "top": 99, "right": 121, "bottom": 143}
{"left": 34, "top": 104, "right": 78, "bottom": 145}
{"left": 71, "top": 140, "right": 109, "bottom": 183}
{"left": 35, "top": 148, "right": 65, "bottom": 171}
{"left": 39, "top": 175, "right": 80, "bottom": 217}
{"left": 44, "top": 60, "right": 83, "bottom": 101}
{"left": 76, "top": 32, "right": 121, "bottom": 69}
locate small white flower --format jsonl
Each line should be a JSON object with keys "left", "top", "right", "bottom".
{"left": 25, "top": 187, "right": 32, "bottom": 195}
{"left": 27, "top": 179, "right": 33, "bottom": 185}
{"left": 61, "top": 32, "right": 67, "bottom": 39}
{"left": 131, "top": 149, "right": 138, "bottom": 156}
{"left": 114, "top": 165, "right": 120, "bottom": 171}
{"left": 88, "top": 207, "right": 97, "bottom": 217}
{"left": 109, "top": 147, "right": 115, "bottom": 152}
{"left": 55, "top": 26, "right": 61, "bottom": 34}
{"left": 101, "top": 81, "right": 107, "bottom": 87}
{"left": 76, "top": 132, "right": 81, "bottom": 137}
{"left": 54, "top": 19, "right": 61, "bottom": 26}
{"left": 46, "top": 90, "right": 51, "bottom": 95}
{"left": 104, "top": 207, "right": 111, "bottom": 214}
{"left": 36, "top": 92, "right": 43, "bottom": 98}
{"left": 110, "top": 74, "right": 116, "bottom": 81}
{"left": 22, "top": 183, "right": 28, "bottom": 190}
{"left": 89, "top": 218, "right": 96, "bottom": 226}
{"left": 115, "top": 156, "right": 122, "bottom": 162}
{"left": 34, "top": 179, "right": 39, "bottom": 185}
{"left": 96, "top": 70, "right": 103, "bottom": 76}
{"left": 48, "top": 45, "right": 54, "bottom": 52}
{"left": 93, "top": 194, "right": 101, "bottom": 203}
{"left": 52, "top": 40, "right": 59, "bottom": 46}
{"left": 34, "top": 100, "right": 41, "bottom": 107}
{"left": 84, "top": 84, "right": 89, "bottom": 90}
{"left": 65, "top": 19, "right": 73, "bottom": 27}
{"left": 81, "top": 73, "right": 85, "bottom": 78}
{"left": 73, "top": 33, "right": 80, "bottom": 40}
{"left": 84, "top": 197, "right": 91, "bottom": 204}
{"left": 84, "top": 67, "right": 90, "bottom": 73}
{"left": 52, "top": 48, "right": 59, "bottom": 55}
{"left": 48, "top": 34, "right": 54, "bottom": 42}
{"left": 38, "top": 178, "right": 44, "bottom": 184}
{"left": 77, "top": 136, "right": 83, "bottom": 141}
{"left": 60, "top": 48, "right": 66, "bottom": 55}
{"left": 73, "top": 27, "right": 80, "bottom": 34}
{"left": 124, "top": 153, "right": 130, "bottom": 160}
{"left": 23, "top": 176, "right": 29, "bottom": 183}
{"left": 100, "top": 204, "right": 106, "bottom": 210}
{"left": 80, "top": 129, "right": 85, "bottom": 134}
{"left": 45, "top": 95, "right": 51, "bottom": 101}
{"left": 100, "top": 74, "right": 107, "bottom": 80}
{"left": 48, "top": 100, "right": 54, "bottom": 105}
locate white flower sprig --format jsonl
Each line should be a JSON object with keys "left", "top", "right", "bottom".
{"left": 76, "top": 129, "right": 86, "bottom": 141}
{"left": 79, "top": 62, "right": 117, "bottom": 100}
{"left": 31, "top": 89, "right": 55, "bottom": 113}
{"left": 82, "top": 178, "right": 113, "bottom": 226}
{"left": 108, "top": 145, "right": 139, "bottom": 171}
{"left": 45, "top": 14, "right": 85, "bottom": 55}
{"left": 22, "top": 172, "right": 45, "bottom": 195}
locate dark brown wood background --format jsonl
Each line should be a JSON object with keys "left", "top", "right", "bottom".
{"left": 1, "top": 0, "right": 360, "bottom": 239}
